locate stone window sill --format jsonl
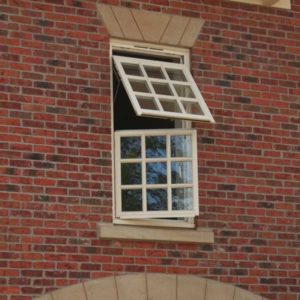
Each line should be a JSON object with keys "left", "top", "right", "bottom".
{"left": 97, "top": 223, "right": 214, "bottom": 244}
{"left": 228, "top": 0, "right": 291, "bottom": 9}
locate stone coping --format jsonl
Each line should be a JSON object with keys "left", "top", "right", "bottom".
{"left": 228, "top": 0, "right": 291, "bottom": 9}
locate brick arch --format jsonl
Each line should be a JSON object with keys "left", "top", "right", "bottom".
{"left": 35, "top": 274, "right": 268, "bottom": 300}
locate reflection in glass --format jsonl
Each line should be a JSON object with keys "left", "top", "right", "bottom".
{"left": 121, "top": 136, "right": 141, "bottom": 158}
{"left": 152, "top": 83, "right": 173, "bottom": 95}
{"left": 147, "top": 189, "right": 167, "bottom": 211}
{"left": 144, "top": 66, "right": 165, "bottom": 79}
{"left": 146, "top": 162, "right": 167, "bottom": 184}
{"left": 146, "top": 136, "right": 166, "bottom": 158}
{"left": 171, "top": 135, "right": 192, "bottom": 157}
{"left": 160, "top": 99, "right": 181, "bottom": 113}
{"left": 122, "top": 189, "right": 142, "bottom": 211}
{"left": 121, "top": 163, "right": 141, "bottom": 185}
{"left": 166, "top": 69, "right": 187, "bottom": 81}
{"left": 122, "top": 63, "right": 142, "bottom": 76}
{"left": 172, "top": 188, "right": 193, "bottom": 210}
{"left": 174, "top": 85, "right": 195, "bottom": 98}
{"left": 171, "top": 161, "right": 192, "bottom": 183}
{"left": 138, "top": 97, "right": 158, "bottom": 110}
{"left": 130, "top": 80, "right": 149, "bottom": 93}
{"left": 182, "top": 102, "right": 204, "bottom": 115}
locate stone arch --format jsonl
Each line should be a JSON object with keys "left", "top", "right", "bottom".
{"left": 35, "top": 273, "right": 268, "bottom": 300}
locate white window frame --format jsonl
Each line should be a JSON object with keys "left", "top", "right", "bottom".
{"left": 112, "top": 55, "right": 215, "bottom": 122}
{"left": 115, "top": 129, "right": 199, "bottom": 219}
{"left": 110, "top": 39, "right": 209, "bottom": 228}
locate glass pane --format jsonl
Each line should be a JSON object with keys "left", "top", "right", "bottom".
{"left": 174, "top": 85, "right": 195, "bottom": 98}
{"left": 122, "top": 63, "right": 142, "bottom": 76}
{"left": 121, "top": 136, "right": 141, "bottom": 158}
{"left": 182, "top": 102, "right": 204, "bottom": 115}
{"left": 144, "top": 66, "right": 165, "bottom": 79}
{"left": 121, "top": 163, "right": 141, "bottom": 185}
{"left": 138, "top": 97, "right": 158, "bottom": 110}
{"left": 172, "top": 188, "right": 193, "bottom": 210}
{"left": 146, "top": 162, "right": 167, "bottom": 184}
{"left": 160, "top": 99, "right": 181, "bottom": 113}
{"left": 171, "top": 161, "right": 192, "bottom": 184}
{"left": 166, "top": 69, "right": 187, "bottom": 81}
{"left": 147, "top": 189, "right": 167, "bottom": 211}
{"left": 130, "top": 80, "right": 149, "bottom": 93}
{"left": 146, "top": 136, "right": 166, "bottom": 158}
{"left": 152, "top": 83, "right": 173, "bottom": 96}
{"left": 171, "top": 135, "right": 192, "bottom": 157}
{"left": 122, "top": 189, "right": 142, "bottom": 211}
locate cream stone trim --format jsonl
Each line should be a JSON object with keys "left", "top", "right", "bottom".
{"left": 228, "top": 0, "right": 291, "bottom": 9}
{"left": 97, "top": 223, "right": 214, "bottom": 243}
{"left": 97, "top": 4, "right": 204, "bottom": 48}
{"left": 35, "top": 274, "right": 269, "bottom": 300}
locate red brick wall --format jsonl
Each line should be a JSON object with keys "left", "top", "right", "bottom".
{"left": 0, "top": 0, "right": 299, "bottom": 299}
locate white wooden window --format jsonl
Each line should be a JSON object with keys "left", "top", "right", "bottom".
{"left": 114, "top": 129, "right": 199, "bottom": 219}
{"left": 111, "top": 40, "right": 214, "bottom": 227}
{"left": 113, "top": 55, "right": 215, "bottom": 123}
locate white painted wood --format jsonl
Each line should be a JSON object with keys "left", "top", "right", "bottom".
{"left": 110, "top": 40, "right": 195, "bottom": 228}
{"left": 112, "top": 55, "right": 215, "bottom": 122}
{"left": 113, "top": 216, "right": 195, "bottom": 228}
{"left": 114, "top": 129, "right": 199, "bottom": 219}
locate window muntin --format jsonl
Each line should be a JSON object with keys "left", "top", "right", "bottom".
{"left": 113, "top": 55, "right": 215, "bottom": 123}
{"left": 115, "top": 129, "right": 199, "bottom": 219}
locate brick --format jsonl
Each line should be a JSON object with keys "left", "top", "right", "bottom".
{"left": 1, "top": 1, "right": 300, "bottom": 300}
{"left": 34, "top": 81, "right": 55, "bottom": 89}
